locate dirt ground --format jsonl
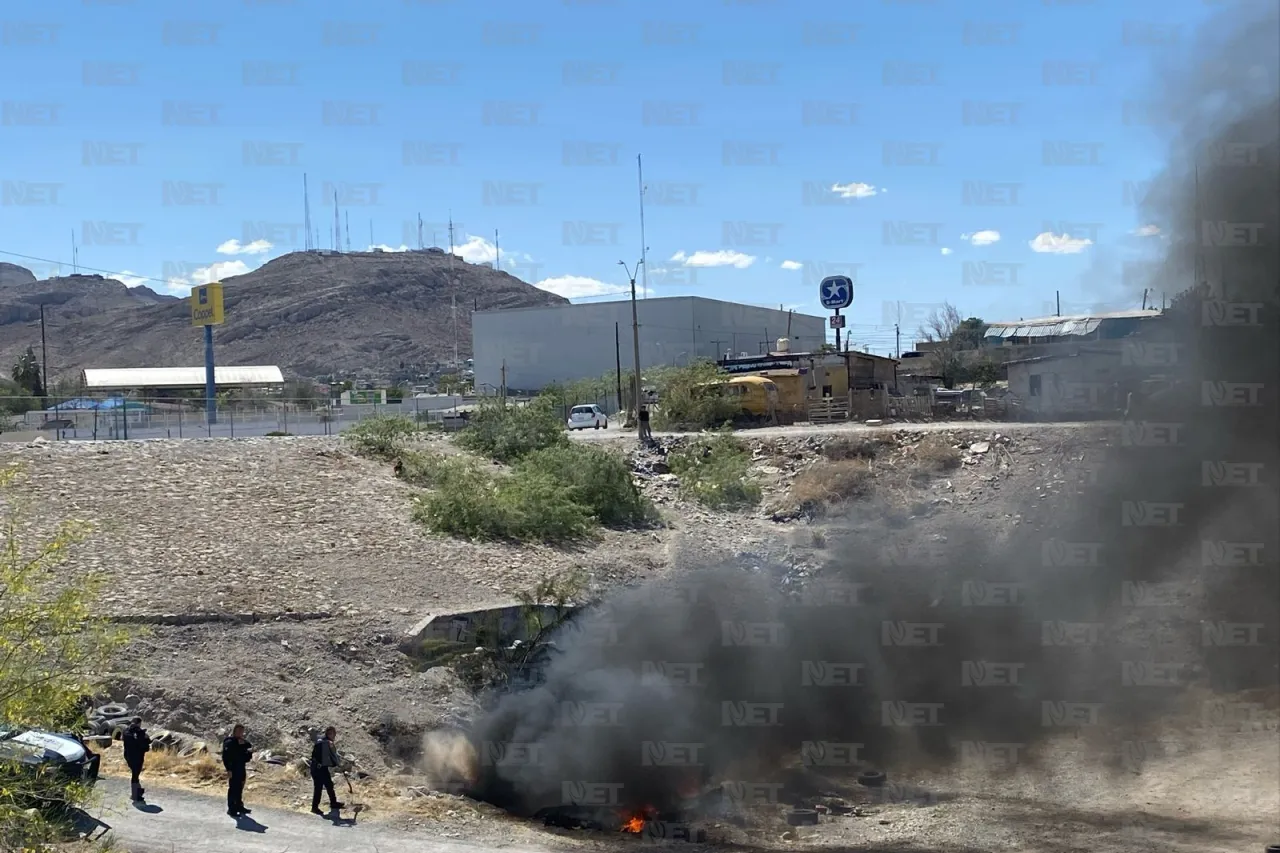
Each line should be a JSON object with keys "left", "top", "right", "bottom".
{"left": 7, "top": 423, "right": 1277, "bottom": 850}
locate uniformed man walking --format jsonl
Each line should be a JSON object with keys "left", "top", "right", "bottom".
{"left": 309, "top": 726, "right": 346, "bottom": 815}
{"left": 121, "top": 718, "right": 151, "bottom": 804}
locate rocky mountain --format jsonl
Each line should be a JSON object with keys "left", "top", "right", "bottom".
{"left": 0, "top": 251, "right": 567, "bottom": 380}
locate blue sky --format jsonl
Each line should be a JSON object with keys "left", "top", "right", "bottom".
{"left": 0, "top": 0, "right": 1222, "bottom": 354}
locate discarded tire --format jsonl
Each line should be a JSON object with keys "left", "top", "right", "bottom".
{"left": 1265, "top": 845, "right": 1280, "bottom": 853}
{"left": 785, "top": 809, "right": 819, "bottom": 827}
{"left": 857, "top": 770, "right": 887, "bottom": 788}
{"left": 93, "top": 704, "right": 129, "bottom": 720}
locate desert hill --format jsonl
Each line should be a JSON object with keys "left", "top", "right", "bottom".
{"left": 0, "top": 251, "right": 566, "bottom": 380}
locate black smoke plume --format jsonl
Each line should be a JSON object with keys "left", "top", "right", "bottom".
{"left": 450, "top": 5, "right": 1278, "bottom": 820}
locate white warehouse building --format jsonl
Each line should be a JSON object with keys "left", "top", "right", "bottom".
{"left": 472, "top": 296, "right": 827, "bottom": 392}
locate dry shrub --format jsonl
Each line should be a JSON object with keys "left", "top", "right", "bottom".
{"left": 129, "top": 748, "right": 225, "bottom": 783}
{"left": 790, "top": 459, "right": 874, "bottom": 513}
{"left": 910, "top": 436, "right": 962, "bottom": 474}
{"left": 822, "top": 435, "right": 893, "bottom": 462}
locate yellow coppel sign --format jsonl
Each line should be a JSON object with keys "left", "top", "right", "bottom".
{"left": 190, "top": 283, "right": 225, "bottom": 326}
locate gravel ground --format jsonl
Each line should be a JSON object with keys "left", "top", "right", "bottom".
{"left": 7, "top": 422, "right": 1276, "bottom": 851}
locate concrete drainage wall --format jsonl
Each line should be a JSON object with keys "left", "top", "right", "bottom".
{"left": 401, "top": 603, "right": 578, "bottom": 653}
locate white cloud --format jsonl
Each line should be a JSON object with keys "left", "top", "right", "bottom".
{"left": 1029, "top": 232, "right": 1093, "bottom": 254}
{"left": 369, "top": 244, "right": 410, "bottom": 252}
{"left": 534, "top": 275, "right": 650, "bottom": 300}
{"left": 189, "top": 260, "right": 250, "bottom": 284}
{"left": 961, "top": 230, "right": 1001, "bottom": 246}
{"left": 670, "top": 249, "right": 756, "bottom": 269}
{"left": 1133, "top": 224, "right": 1161, "bottom": 237}
{"left": 216, "top": 238, "right": 273, "bottom": 255}
{"left": 780, "top": 260, "right": 803, "bottom": 270}
{"left": 940, "top": 247, "right": 953, "bottom": 256}
{"left": 113, "top": 270, "right": 151, "bottom": 288}
{"left": 830, "top": 182, "right": 880, "bottom": 199}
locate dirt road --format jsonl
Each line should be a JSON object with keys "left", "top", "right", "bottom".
{"left": 92, "top": 779, "right": 565, "bottom": 853}
{"left": 569, "top": 419, "right": 1110, "bottom": 442}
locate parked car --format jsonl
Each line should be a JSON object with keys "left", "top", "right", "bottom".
{"left": 566, "top": 404, "right": 608, "bottom": 431}
{"left": 0, "top": 725, "right": 101, "bottom": 788}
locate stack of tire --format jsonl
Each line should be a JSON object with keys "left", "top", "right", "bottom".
{"left": 86, "top": 703, "right": 133, "bottom": 740}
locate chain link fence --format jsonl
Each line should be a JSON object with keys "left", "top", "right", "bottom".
{"left": 0, "top": 396, "right": 493, "bottom": 442}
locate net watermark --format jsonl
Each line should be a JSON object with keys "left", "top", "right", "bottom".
{"left": 881, "top": 701, "right": 943, "bottom": 727}
{"left": 721, "top": 701, "right": 783, "bottom": 726}
{"left": 881, "top": 622, "right": 943, "bottom": 647}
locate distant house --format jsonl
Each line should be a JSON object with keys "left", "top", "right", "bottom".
{"left": 1005, "top": 348, "right": 1139, "bottom": 418}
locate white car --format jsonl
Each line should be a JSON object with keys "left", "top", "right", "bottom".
{"left": 566, "top": 404, "right": 608, "bottom": 431}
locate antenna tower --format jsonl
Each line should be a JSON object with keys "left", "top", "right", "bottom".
{"left": 302, "top": 173, "right": 314, "bottom": 251}
{"left": 70, "top": 229, "right": 78, "bottom": 274}
{"left": 345, "top": 211, "right": 351, "bottom": 251}
{"left": 417, "top": 213, "right": 424, "bottom": 250}
{"left": 333, "top": 191, "right": 341, "bottom": 251}
{"left": 494, "top": 229, "right": 500, "bottom": 270}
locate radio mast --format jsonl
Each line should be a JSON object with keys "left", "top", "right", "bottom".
{"left": 302, "top": 173, "right": 313, "bottom": 251}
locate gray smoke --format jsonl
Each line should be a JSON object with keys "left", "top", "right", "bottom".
{"left": 459, "top": 5, "right": 1279, "bottom": 819}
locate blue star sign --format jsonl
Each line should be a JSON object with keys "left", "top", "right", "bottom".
{"left": 819, "top": 276, "right": 854, "bottom": 310}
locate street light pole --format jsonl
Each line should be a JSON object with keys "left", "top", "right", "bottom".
{"left": 618, "top": 259, "right": 644, "bottom": 437}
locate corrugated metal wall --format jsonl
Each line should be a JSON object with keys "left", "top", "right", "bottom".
{"left": 472, "top": 297, "right": 826, "bottom": 391}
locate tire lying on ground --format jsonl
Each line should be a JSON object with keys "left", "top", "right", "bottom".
{"left": 91, "top": 704, "right": 129, "bottom": 720}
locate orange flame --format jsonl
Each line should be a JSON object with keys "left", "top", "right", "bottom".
{"left": 621, "top": 814, "right": 645, "bottom": 833}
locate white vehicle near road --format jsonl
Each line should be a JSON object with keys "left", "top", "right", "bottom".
{"left": 566, "top": 404, "right": 608, "bottom": 431}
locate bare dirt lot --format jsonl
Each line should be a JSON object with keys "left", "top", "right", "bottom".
{"left": 5, "top": 423, "right": 1277, "bottom": 851}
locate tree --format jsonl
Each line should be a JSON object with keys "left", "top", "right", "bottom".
{"left": 437, "top": 374, "right": 465, "bottom": 395}
{"left": 916, "top": 305, "right": 988, "bottom": 389}
{"left": 0, "top": 464, "right": 129, "bottom": 851}
{"left": 11, "top": 348, "right": 44, "bottom": 399}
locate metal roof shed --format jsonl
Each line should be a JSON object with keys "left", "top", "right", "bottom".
{"left": 81, "top": 366, "right": 284, "bottom": 390}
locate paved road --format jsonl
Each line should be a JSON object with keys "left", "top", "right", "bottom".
{"left": 569, "top": 419, "right": 1111, "bottom": 442}
{"left": 90, "top": 779, "right": 560, "bottom": 853}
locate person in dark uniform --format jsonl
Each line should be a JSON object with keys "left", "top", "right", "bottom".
{"left": 121, "top": 718, "right": 151, "bottom": 804}
{"left": 310, "top": 726, "right": 345, "bottom": 815}
{"left": 638, "top": 404, "right": 653, "bottom": 444}
{"left": 221, "top": 724, "right": 254, "bottom": 817}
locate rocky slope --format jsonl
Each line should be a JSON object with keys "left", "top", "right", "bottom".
{"left": 0, "top": 251, "right": 567, "bottom": 379}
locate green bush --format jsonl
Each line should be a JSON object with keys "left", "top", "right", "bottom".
{"left": 668, "top": 432, "right": 762, "bottom": 509}
{"left": 265, "top": 430, "right": 292, "bottom": 437}
{"left": 456, "top": 396, "right": 567, "bottom": 463}
{"left": 647, "top": 361, "right": 740, "bottom": 431}
{"left": 395, "top": 448, "right": 445, "bottom": 486}
{"left": 343, "top": 415, "right": 423, "bottom": 460}
{"left": 517, "top": 445, "right": 654, "bottom": 527}
{"left": 412, "top": 457, "right": 595, "bottom": 543}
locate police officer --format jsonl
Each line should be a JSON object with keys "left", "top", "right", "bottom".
{"left": 121, "top": 717, "right": 151, "bottom": 804}
{"left": 309, "top": 726, "right": 345, "bottom": 815}
{"left": 221, "top": 724, "right": 254, "bottom": 817}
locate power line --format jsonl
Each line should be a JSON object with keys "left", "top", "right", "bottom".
{"left": 0, "top": 248, "right": 175, "bottom": 287}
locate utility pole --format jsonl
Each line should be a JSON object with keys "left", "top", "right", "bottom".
{"left": 500, "top": 360, "right": 507, "bottom": 407}
{"left": 494, "top": 229, "right": 500, "bottom": 270}
{"left": 637, "top": 155, "right": 649, "bottom": 300}
{"left": 448, "top": 217, "right": 459, "bottom": 368}
{"left": 619, "top": 259, "right": 644, "bottom": 433}
{"left": 614, "top": 322, "right": 623, "bottom": 413}
{"left": 39, "top": 303, "right": 48, "bottom": 398}
{"left": 1055, "top": 290, "right": 1061, "bottom": 316}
